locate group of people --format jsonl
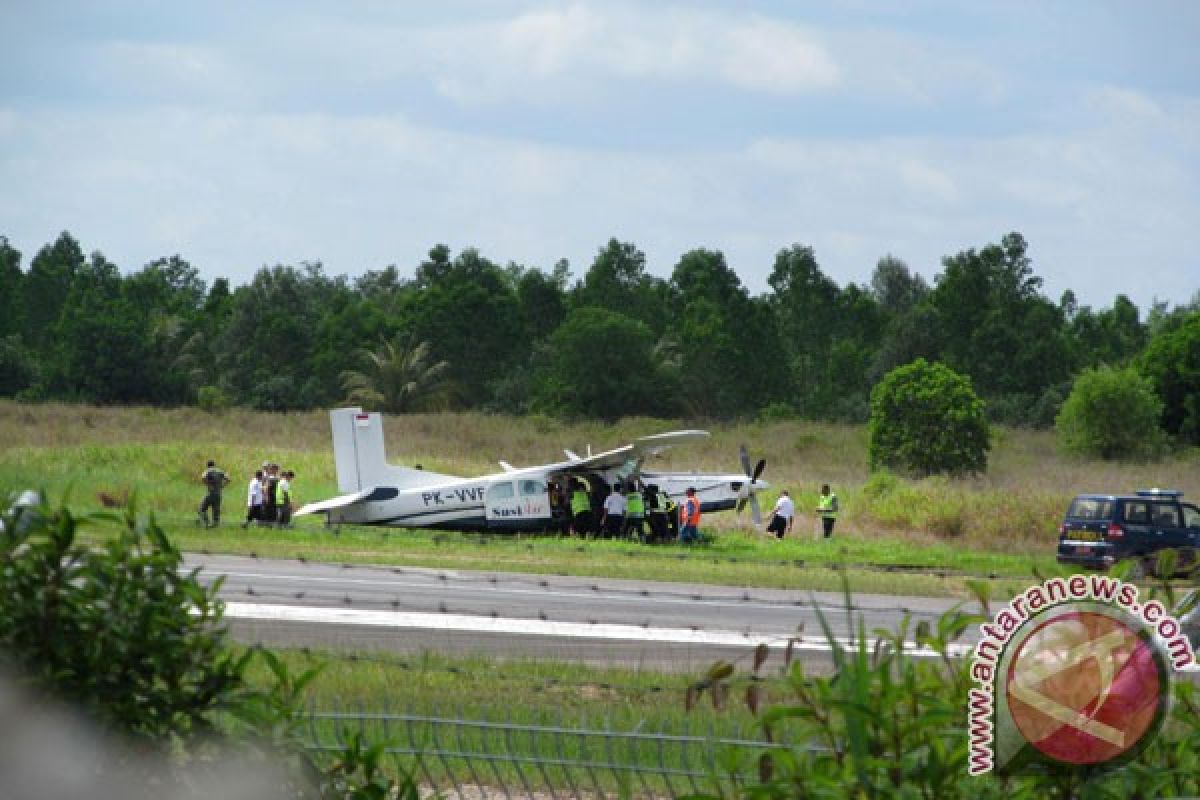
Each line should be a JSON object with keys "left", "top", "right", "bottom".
{"left": 765, "top": 484, "right": 839, "bottom": 539}
{"left": 197, "top": 459, "right": 297, "bottom": 529}
{"left": 548, "top": 478, "right": 707, "bottom": 545}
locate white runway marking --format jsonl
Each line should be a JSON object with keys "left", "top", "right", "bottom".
{"left": 223, "top": 601, "right": 966, "bottom": 658}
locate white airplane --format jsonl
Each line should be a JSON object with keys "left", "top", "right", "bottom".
{"left": 295, "top": 408, "right": 769, "bottom": 533}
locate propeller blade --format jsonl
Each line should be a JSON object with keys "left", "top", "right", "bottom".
{"left": 751, "top": 458, "right": 766, "bottom": 483}
{"left": 739, "top": 444, "right": 752, "bottom": 477}
{"left": 750, "top": 495, "right": 762, "bottom": 527}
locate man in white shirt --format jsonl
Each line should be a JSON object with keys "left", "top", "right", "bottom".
{"left": 767, "top": 490, "right": 795, "bottom": 539}
{"left": 601, "top": 483, "right": 626, "bottom": 538}
{"left": 242, "top": 469, "right": 264, "bottom": 528}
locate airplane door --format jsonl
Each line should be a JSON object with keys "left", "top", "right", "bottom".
{"left": 485, "top": 478, "right": 552, "bottom": 530}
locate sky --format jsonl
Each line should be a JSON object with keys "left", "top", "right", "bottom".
{"left": 1, "top": 1, "right": 1197, "bottom": 310}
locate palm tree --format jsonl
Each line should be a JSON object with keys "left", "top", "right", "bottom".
{"left": 340, "top": 334, "right": 450, "bottom": 413}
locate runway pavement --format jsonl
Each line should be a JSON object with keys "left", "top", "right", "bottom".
{"left": 186, "top": 553, "right": 982, "bottom": 671}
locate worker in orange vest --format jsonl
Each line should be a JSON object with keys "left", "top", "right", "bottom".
{"left": 679, "top": 487, "right": 701, "bottom": 544}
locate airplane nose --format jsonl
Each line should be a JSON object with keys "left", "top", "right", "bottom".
{"left": 753, "top": 479, "right": 769, "bottom": 492}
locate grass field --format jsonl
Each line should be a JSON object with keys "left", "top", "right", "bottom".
{"left": 251, "top": 645, "right": 790, "bottom": 795}
{"left": 3, "top": 400, "right": 1197, "bottom": 596}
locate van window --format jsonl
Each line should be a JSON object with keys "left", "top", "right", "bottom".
{"left": 1068, "top": 498, "right": 1113, "bottom": 520}
{"left": 1184, "top": 504, "right": 1200, "bottom": 528}
{"left": 1122, "top": 501, "right": 1150, "bottom": 524}
{"left": 1151, "top": 503, "right": 1180, "bottom": 527}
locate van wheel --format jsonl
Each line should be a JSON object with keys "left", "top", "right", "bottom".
{"left": 1124, "top": 558, "right": 1148, "bottom": 581}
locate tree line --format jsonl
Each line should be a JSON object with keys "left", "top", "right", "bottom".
{"left": 0, "top": 230, "right": 1196, "bottom": 443}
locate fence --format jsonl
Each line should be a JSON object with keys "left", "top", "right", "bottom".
{"left": 303, "top": 706, "right": 802, "bottom": 798}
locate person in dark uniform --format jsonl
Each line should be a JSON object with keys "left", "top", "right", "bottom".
{"left": 262, "top": 462, "right": 280, "bottom": 526}
{"left": 646, "top": 484, "right": 669, "bottom": 543}
{"left": 197, "top": 459, "right": 230, "bottom": 528}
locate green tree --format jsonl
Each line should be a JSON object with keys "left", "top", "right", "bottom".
{"left": 669, "top": 248, "right": 783, "bottom": 418}
{"left": 23, "top": 231, "right": 85, "bottom": 352}
{"left": 869, "top": 254, "right": 928, "bottom": 317}
{"left": 929, "top": 232, "right": 1072, "bottom": 399}
{"left": 218, "top": 263, "right": 341, "bottom": 410}
{"left": 532, "top": 307, "right": 670, "bottom": 420}
{"left": 1137, "top": 311, "right": 1200, "bottom": 444}
{"left": 340, "top": 334, "right": 449, "bottom": 413}
{"left": 1055, "top": 365, "right": 1164, "bottom": 460}
{"left": 0, "top": 236, "right": 23, "bottom": 339}
{"left": 572, "top": 239, "right": 667, "bottom": 334}
{"left": 868, "top": 359, "right": 990, "bottom": 476}
{"left": 406, "top": 246, "right": 524, "bottom": 406}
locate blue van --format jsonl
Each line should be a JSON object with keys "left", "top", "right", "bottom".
{"left": 1056, "top": 489, "right": 1200, "bottom": 579}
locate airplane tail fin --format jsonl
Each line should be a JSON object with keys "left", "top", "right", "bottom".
{"left": 329, "top": 407, "right": 448, "bottom": 492}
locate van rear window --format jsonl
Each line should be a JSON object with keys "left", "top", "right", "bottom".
{"left": 1067, "top": 498, "right": 1113, "bottom": 520}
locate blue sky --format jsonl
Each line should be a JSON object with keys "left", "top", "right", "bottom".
{"left": 1, "top": 1, "right": 1197, "bottom": 310}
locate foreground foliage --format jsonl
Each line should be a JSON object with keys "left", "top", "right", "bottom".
{"left": 687, "top": 583, "right": 1200, "bottom": 799}
{"left": 0, "top": 494, "right": 415, "bottom": 798}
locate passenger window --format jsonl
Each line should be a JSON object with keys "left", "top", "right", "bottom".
{"left": 1184, "top": 505, "right": 1200, "bottom": 528}
{"left": 1152, "top": 503, "right": 1180, "bottom": 527}
{"left": 520, "top": 480, "right": 545, "bottom": 497}
{"left": 1123, "top": 502, "right": 1150, "bottom": 524}
{"left": 487, "top": 482, "right": 514, "bottom": 500}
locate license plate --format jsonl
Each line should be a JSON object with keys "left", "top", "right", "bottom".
{"left": 1068, "top": 531, "right": 1103, "bottom": 542}
{"left": 1074, "top": 545, "right": 1092, "bottom": 555}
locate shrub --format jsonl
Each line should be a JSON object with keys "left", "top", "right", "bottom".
{"left": 1055, "top": 365, "right": 1164, "bottom": 460}
{"left": 197, "top": 384, "right": 231, "bottom": 412}
{"left": 0, "top": 493, "right": 414, "bottom": 797}
{"left": 868, "top": 358, "right": 990, "bottom": 476}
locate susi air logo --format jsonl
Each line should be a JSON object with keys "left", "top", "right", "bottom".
{"left": 967, "top": 575, "right": 1193, "bottom": 776}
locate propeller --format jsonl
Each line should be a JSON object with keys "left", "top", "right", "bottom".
{"left": 736, "top": 444, "right": 768, "bottom": 526}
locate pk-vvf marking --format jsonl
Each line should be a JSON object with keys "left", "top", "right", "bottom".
{"left": 295, "top": 408, "right": 769, "bottom": 532}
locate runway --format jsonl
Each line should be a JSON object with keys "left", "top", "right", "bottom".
{"left": 188, "top": 553, "right": 980, "bottom": 671}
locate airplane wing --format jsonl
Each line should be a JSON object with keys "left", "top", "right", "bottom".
{"left": 293, "top": 486, "right": 399, "bottom": 517}
{"left": 557, "top": 430, "right": 709, "bottom": 472}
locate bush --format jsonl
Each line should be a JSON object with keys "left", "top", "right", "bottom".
{"left": 196, "top": 384, "right": 231, "bottom": 412}
{"left": 690, "top": 584, "right": 1200, "bottom": 798}
{"left": 1055, "top": 365, "right": 1164, "bottom": 460}
{"left": 0, "top": 493, "right": 414, "bottom": 797}
{"left": 868, "top": 359, "right": 990, "bottom": 476}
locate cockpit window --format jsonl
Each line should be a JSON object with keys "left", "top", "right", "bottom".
{"left": 520, "top": 480, "right": 546, "bottom": 497}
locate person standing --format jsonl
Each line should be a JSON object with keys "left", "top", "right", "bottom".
{"left": 678, "top": 487, "right": 701, "bottom": 544}
{"left": 767, "top": 490, "right": 795, "bottom": 539}
{"left": 816, "top": 484, "right": 839, "bottom": 538}
{"left": 623, "top": 483, "right": 646, "bottom": 542}
{"left": 601, "top": 483, "right": 625, "bottom": 538}
{"left": 197, "top": 459, "right": 230, "bottom": 528}
{"left": 569, "top": 478, "right": 593, "bottom": 537}
{"left": 242, "top": 469, "right": 264, "bottom": 528}
{"left": 278, "top": 470, "right": 294, "bottom": 527}
{"left": 263, "top": 463, "right": 280, "bottom": 526}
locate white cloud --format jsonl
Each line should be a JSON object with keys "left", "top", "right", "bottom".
{"left": 421, "top": 4, "right": 840, "bottom": 106}
{"left": 2, "top": 93, "right": 1195, "bottom": 310}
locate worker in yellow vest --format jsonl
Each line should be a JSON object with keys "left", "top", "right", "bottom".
{"left": 570, "top": 478, "right": 593, "bottom": 537}
{"left": 816, "top": 484, "right": 839, "bottom": 539}
{"left": 623, "top": 481, "right": 646, "bottom": 542}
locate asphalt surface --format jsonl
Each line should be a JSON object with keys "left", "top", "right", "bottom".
{"left": 187, "top": 553, "right": 981, "bottom": 671}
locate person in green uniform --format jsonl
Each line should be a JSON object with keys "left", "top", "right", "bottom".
{"left": 198, "top": 459, "right": 230, "bottom": 528}
{"left": 816, "top": 483, "right": 839, "bottom": 538}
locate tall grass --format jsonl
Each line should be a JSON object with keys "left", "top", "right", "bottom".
{"left": 3, "top": 400, "right": 1197, "bottom": 558}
